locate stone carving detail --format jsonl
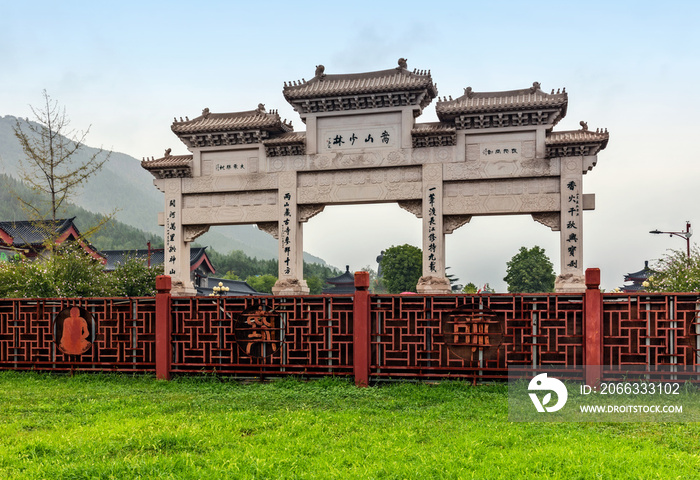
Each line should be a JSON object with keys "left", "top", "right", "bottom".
{"left": 443, "top": 215, "right": 472, "bottom": 234}
{"left": 183, "top": 225, "right": 210, "bottom": 242}
{"left": 532, "top": 212, "right": 561, "bottom": 232}
{"left": 298, "top": 204, "right": 325, "bottom": 222}
{"left": 182, "top": 204, "right": 277, "bottom": 225}
{"left": 265, "top": 144, "right": 305, "bottom": 157}
{"left": 256, "top": 222, "right": 279, "bottom": 239}
{"left": 398, "top": 200, "right": 422, "bottom": 218}
{"left": 297, "top": 167, "right": 423, "bottom": 204}
{"left": 466, "top": 144, "right": 480, "bottom": 162}
{"left": 522, "top": 141, "right": 535, "bottom": 159}
{"left": 554, "top": 273, "right": 586, "bottom": 293}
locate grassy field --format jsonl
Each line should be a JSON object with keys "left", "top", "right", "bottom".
{"left": 0, "top": 372, "right": 698, "bottom": 479}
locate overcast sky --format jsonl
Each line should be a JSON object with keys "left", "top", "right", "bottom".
{"left": 1, "top": 0, "right": 698, "bottom": 291}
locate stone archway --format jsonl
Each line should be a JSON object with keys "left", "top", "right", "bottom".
{"left": 142, "top": 60, "right": 608, "bottom": 296}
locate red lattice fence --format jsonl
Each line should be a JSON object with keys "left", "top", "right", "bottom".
{"left": 0, "top": 297, "right": 156, "bottom": 373}
{"left": 0, "top": 270, "right": 697, "bottom": 384}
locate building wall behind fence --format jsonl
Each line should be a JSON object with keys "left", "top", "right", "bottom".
{"left": 0, "top": 289, "right": 698, "bottom": 381}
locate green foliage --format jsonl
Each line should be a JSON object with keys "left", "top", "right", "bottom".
{"left": 0, "top": 244, "right": 162, "bottom": 298}
{"left": 0, "top": 173, "right": 162, "bottom": 250}
{"left": 305, "top": 275, "right": 324, "bottom": 295}
{"left": 462, "top": 282, "right": 478, "bottom": 293}
{"left": 208, "top": 248, "right": 340, "bottom": 294}
{"left": 207, "top": 249, "right": 277, "bottom": 279}
{"left": 504, "top": 246, "right": 556, "bottom": 293}
{"left": 0, "top": 373, "right": 699, "bottom": 479}
{"left": 304, "top": 262, "right": 340, "bottom": 294}
{"left": 380, "top": 244, "right": 422, "bottom": 293}
{"left": 0, "top": 243, "right": 113, "bottom": 298}
{"left": 221, "top": 270, "right": 241, "bottom": 280}
{"left": 647, "top": 246, "right": 700, "bottom": 292}
{"left": 109, "top": 256, "right": 163, "bottom": 296}
{"left": 245, "top": 274, "right": 278, "bottom": 294}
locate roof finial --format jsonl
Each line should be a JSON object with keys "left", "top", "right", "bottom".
{"left": 465, "top": 86, "right": 474, "bottom": 98}
{"left": 315, "top": 65, "right": 325, "bottom": 78}
{"left": 257, "top": 103, "right": 266, "bottom": 114}
{"left": 185, "top": 116, "right": 189, "bottom": 121}
{"left": 397, "top": 57, "right": 408, "bottom": 70}
{"left": 580, "top": 121, "right": 588, "bottom": 131}
{"left": 202, "top": 108, "right": 210, "bottom": 118}
{"left": 164, "top": 148, "right": 171, "bottom": 157}
{"left": 530, "top": 82, "right": 541, "bottom": 93}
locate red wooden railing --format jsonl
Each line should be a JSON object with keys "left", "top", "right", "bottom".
{"left": 0, "top": 269, "right": 698, "bottom": 385}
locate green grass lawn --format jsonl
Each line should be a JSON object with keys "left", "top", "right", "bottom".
{"left": 0, "top": 372, "right": 698, "bottom": 479}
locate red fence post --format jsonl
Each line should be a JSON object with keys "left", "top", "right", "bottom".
{"left": 353, "top": 271, "right": 371, "bottom": 387}
{"left": 155, "top": 275, "right": 172, "bottom": 380}
{"left": 584, "top": 268, "right": 603, "bottom": 387}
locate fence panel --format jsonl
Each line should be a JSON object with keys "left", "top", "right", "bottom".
{"left": 169, "top": 295, "right": 354, "bottom": 376}
{"left": 369, "top": 294, "right": 585, "bottom": 381}
{"left": 0, "top": 298, "right": 156, "bottom": 373}
{"left": 603, "top": 293, "right": 700, "bottom": 369}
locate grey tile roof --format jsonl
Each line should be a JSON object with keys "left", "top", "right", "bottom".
{"left": 284, "top": 67, "right": 437, "bottom": 99}
{"left": 436, "top": 83, "right": 568, "bottom": 120}
{"left": 102, "top": 247, "right": 213, "bottom": 273}
{"left": 0, "top": 218, "right": 77, "bottom": 247}
{"left": 141, "top": 154, "right": 192, "bottom": 171}
{"left": 546, "top": 129, "right": 609, "bottom": 146}
{"left": 171, "top": 108, "right": 293, "bottom": 135}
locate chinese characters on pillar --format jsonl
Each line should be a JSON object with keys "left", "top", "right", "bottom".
{"left": 565, "top": 180, "right": 580, "bottom": 269}
{"left": 325, "top": 127, "right": 396, "bottom": 150}
{"left": 427, "top": 187, "right": 437, "bottom": 273}
{"left": 281, "top": 192, "right": 292, "bottom": 275}
{"left": 165, "top": 198, "right": 177, "bottom": 276}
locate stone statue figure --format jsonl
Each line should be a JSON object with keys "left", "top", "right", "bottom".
{"left": 59, "top": 307, "right": 91, "bottom": 355}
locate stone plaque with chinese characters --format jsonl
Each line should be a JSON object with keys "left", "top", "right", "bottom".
{"left": 317, "top": 112, "right": 401, "bottom": 152}
{"left": 202, "top": 150, "right": 259, "bottom": 175}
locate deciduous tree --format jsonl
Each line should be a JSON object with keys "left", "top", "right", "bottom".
{"left": 13, "top": 90, "right": 109, "bottom": 222}
{"left": 647, "top": 247, "right": 700, "bottom": 292}
{"left": 379, "top": 244, "right": 422, "bottom": 293}
{"left": 504, "top": 246, "right": 555, "bottom": 293}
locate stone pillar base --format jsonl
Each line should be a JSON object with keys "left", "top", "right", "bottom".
{"left": 416, "top": 276, "right": 452, "bottom": 294}
{"left": 170, "top": 279, "right": 197, "bottom": 297}
{"left": 554, "top": 274, "right": 586, "bottom": 293}
{"left": 272, "top": 278, "right": 310, "bottom": 295}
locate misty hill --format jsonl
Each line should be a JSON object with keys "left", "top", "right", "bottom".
{"left": 0, "top": 173, "right": 162, "bottom": 250}
{"left": 0, "top": 115, "right": 325, "bottom": 264}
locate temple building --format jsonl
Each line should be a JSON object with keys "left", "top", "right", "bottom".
{"left": 620, "top": 261, "right": 654, "bottom": 292}
{"left": 323, "top": 266, "right": 356, "bottom": 294}
{"left": 0, "top": 218, "right": 102, "bottom": 261}
{"left": 143, "top": 60, "right": 609, "bottom": 296}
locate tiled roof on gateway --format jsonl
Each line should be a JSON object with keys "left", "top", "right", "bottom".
{"left": 171, "top": 106, "right": 293, "bottom": 135}
{"left": 283, "top": 60, "right": 438, "bottom": 112}
{"left": 436, "top": 82, "right": 568, "bottom": 120}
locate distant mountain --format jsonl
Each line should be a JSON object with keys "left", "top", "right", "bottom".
{"left": 0, "top": 115, "right": 326, "bottom": 264}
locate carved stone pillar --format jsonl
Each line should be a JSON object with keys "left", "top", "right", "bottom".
{"left": 417, "top": 163, "right": 451, "bottom": 294}
{"left": 272, "top": 171, "right": 309, "bottom": 295}
{"left": 163, "top": 178, "right": 196, "bottom": 296}
{"left": 555, "top": 156, "right": 586, "bottom": 293}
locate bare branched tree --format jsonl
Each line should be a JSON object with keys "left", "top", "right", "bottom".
{"left": 13, "top": 90, "right": 110, "bottom": 222}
